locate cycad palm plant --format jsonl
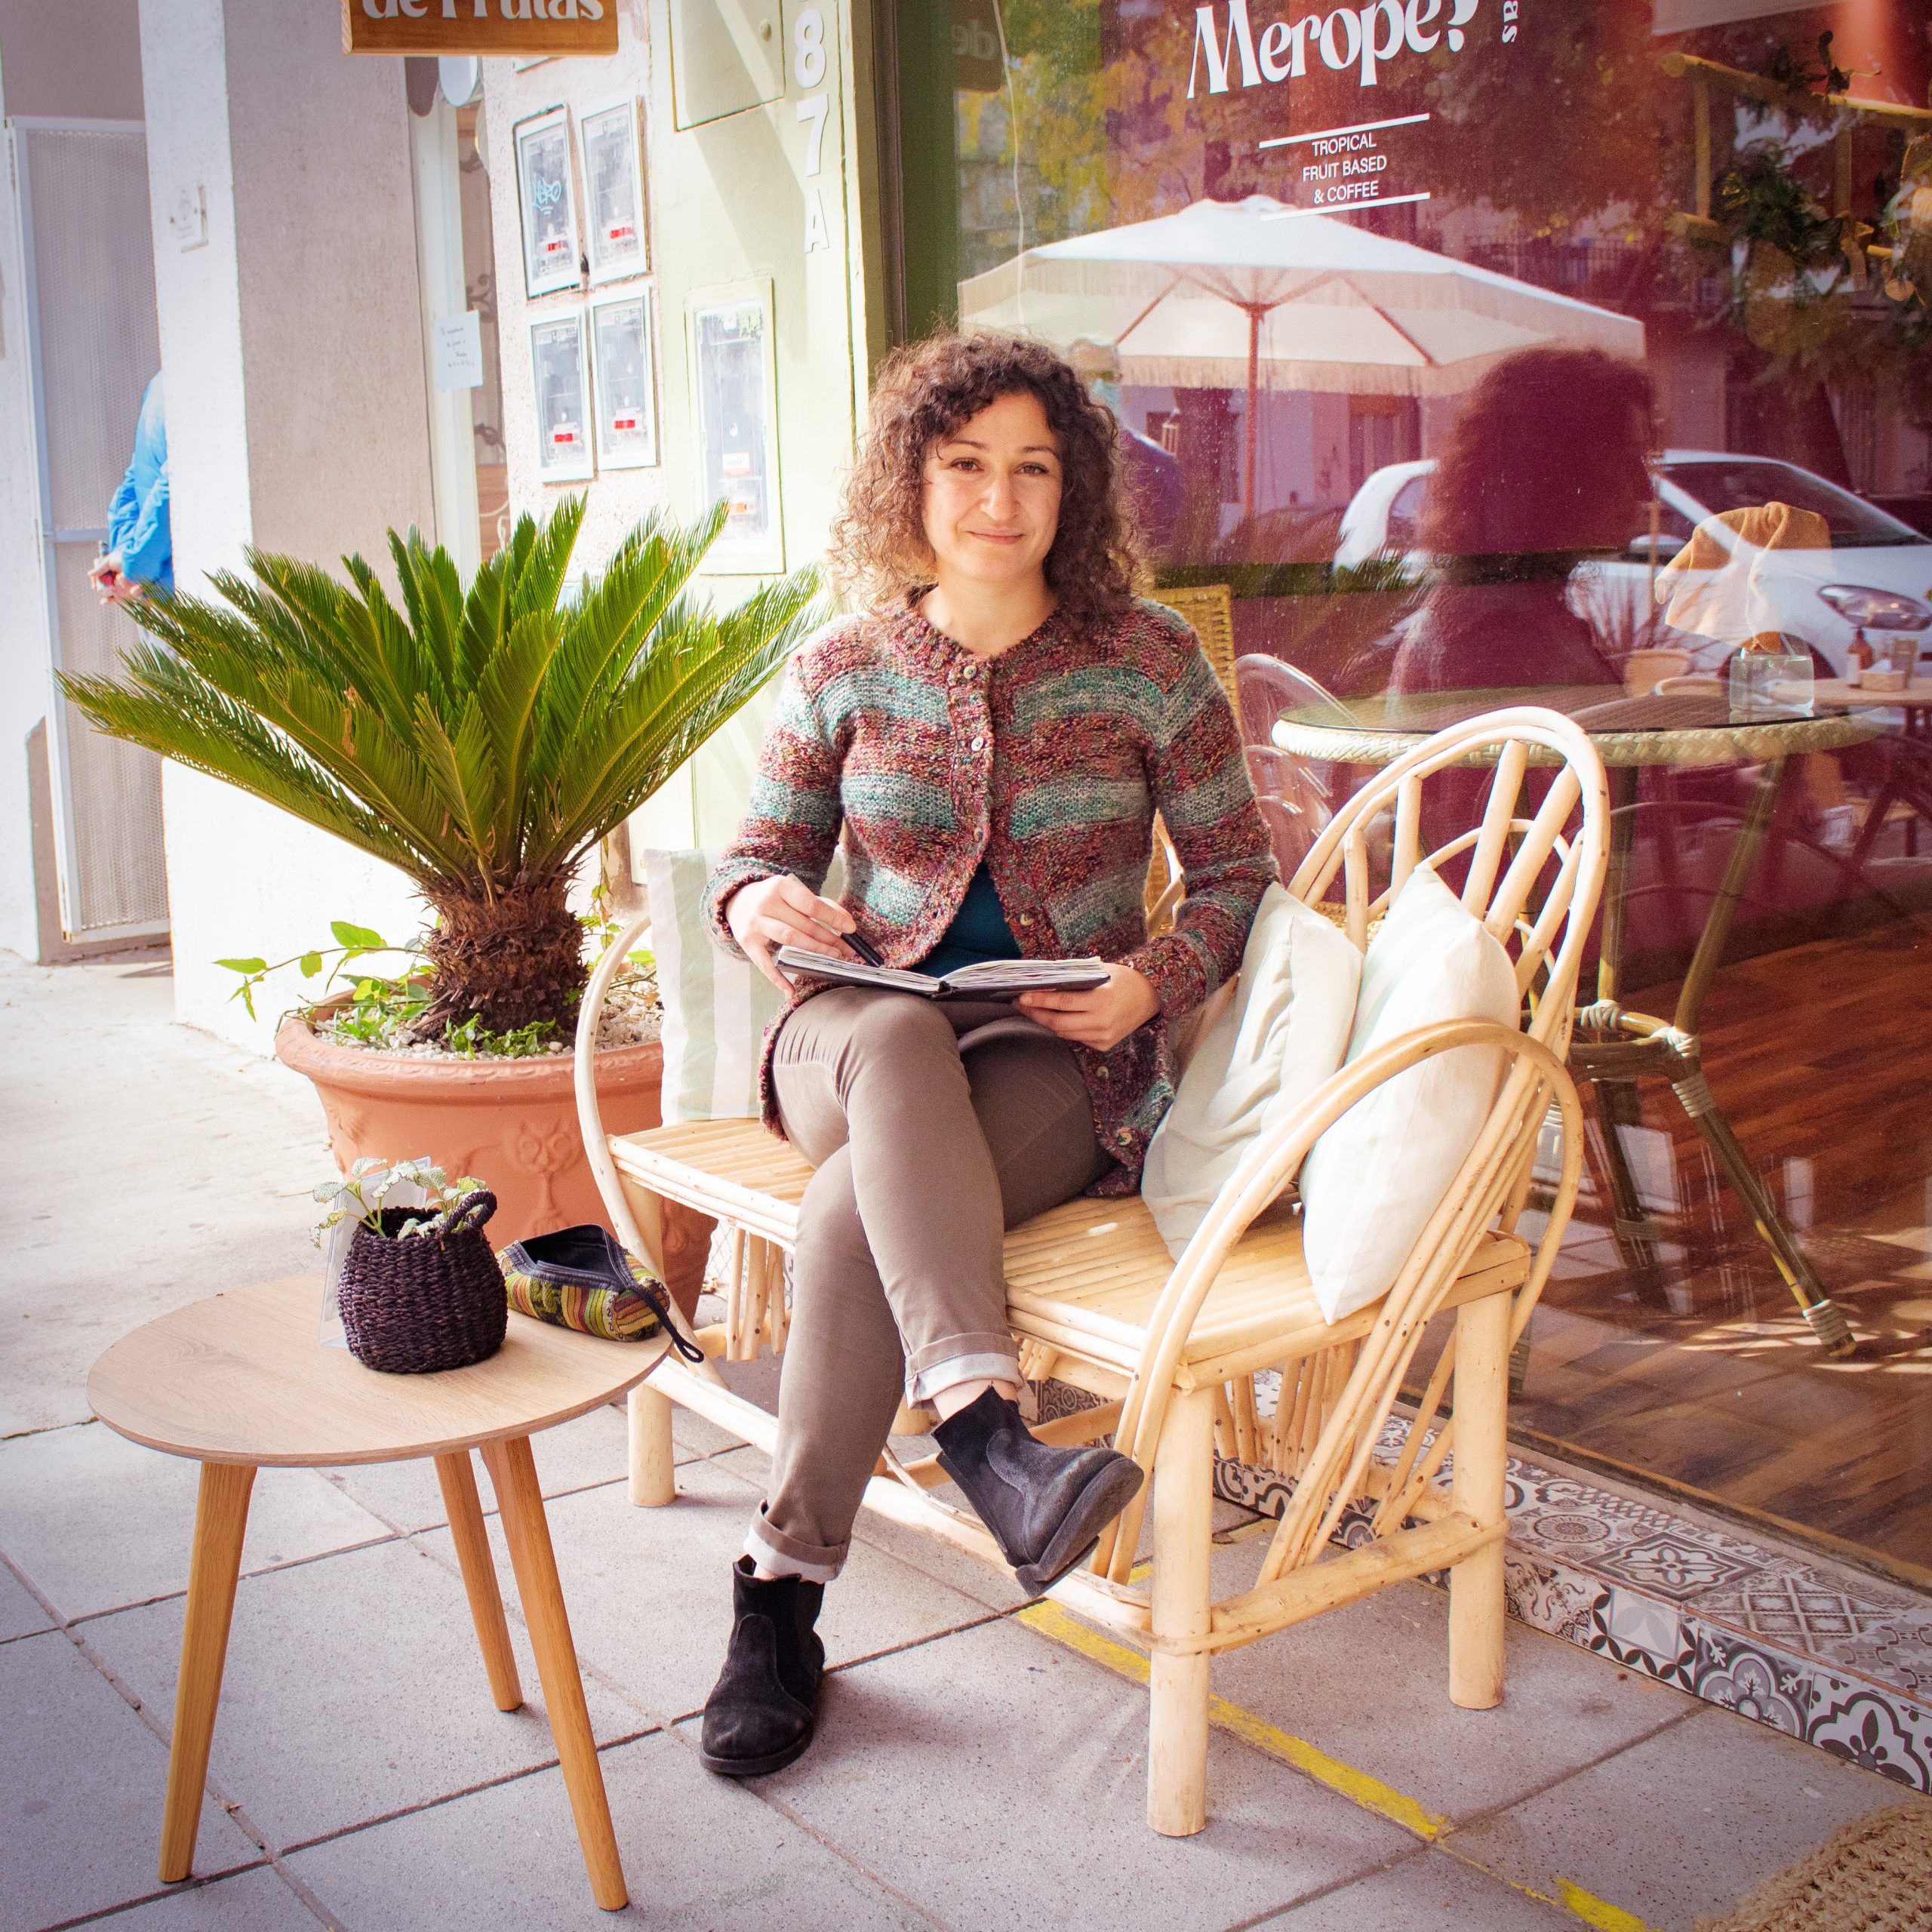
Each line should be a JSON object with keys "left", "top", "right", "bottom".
{"left": 64, "top": 497, "right": 820, "bottom": 1037}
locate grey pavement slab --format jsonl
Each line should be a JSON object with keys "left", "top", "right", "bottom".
{"left": 742, "top": 1614, "right": 1415, "bottom": 1932}
{"left": 2, "top": 1630, "right": 260, "bottom": 1932}
{"left": 100, "top": 1865, "right": 328, "bottom": 1930}
{"left": 80, "top": 1535, "right": 651, "bottom": 1855}
{"left": 1447, "top": 1703, "right": 1918, "bottom": 1932}
{"left": 0, "top": 1420, "right": 392, "bottom": 1621}
{"left": 420, "top": 1454, "right": 1001, "bottom": 1724}
{"left": 0, "top": 1561, "right": 53, "bottom": 1643}
{"left": 322, "top": 1399, "right": 635, "bottom": 1534}
{"left": 1258, "top": 1846, "right": 1574, "bottom": 1929}
{"left": 1204, "top": 1532, "right": 1697, "bottom": 1822}
{"left": 671, "top": 1398, "right": 751, "bottom": 1459}
{"left": 285, "top": 1730, "right": 932, "bottom": 1932}
{"left": 0, "top": 949, "right": 327, "bottom": 1437}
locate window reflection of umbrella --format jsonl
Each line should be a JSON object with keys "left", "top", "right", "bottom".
{"left": 958, "top": 195, "right": 1645, "bottom": 517}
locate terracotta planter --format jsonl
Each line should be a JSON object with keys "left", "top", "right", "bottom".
{"left": 275, "top": 1012, "right": 663, "bottom": 1251}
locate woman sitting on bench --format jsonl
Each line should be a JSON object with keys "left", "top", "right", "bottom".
{"left": 698, "top": 331, "right": 1276, "bottom": 1777}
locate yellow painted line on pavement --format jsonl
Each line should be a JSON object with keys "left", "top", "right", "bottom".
{"left": 1018, "top": 1598, "right": 1657, "bottom": 1931}
{"left": 1016, "top": 1599, "right": 1445, "bottom": 1840}
{"left": 1435, "top": 1850, "right": 1657, "bottom": 1932}
{"left": 1555, "top": 1877, "right": 1654, "bottom": 1930}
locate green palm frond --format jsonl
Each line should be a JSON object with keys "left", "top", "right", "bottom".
{"left": 62, "top": 497, "right": 826, "bottom": 905}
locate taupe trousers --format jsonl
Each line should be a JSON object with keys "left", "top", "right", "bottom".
{"left": 745, "top": 988, "right": 1108, "bottom": 1583}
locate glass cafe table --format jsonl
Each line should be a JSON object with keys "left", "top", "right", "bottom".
{"left": 1272, "top": 685, "right": 1879, "bottom": 1356}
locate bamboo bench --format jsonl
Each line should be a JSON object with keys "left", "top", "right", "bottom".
{"left": 574, "top": 708, "right": 1609, "bottom": 1836}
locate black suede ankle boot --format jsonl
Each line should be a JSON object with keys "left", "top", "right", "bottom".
{"left": 932, "top": 1388, "right": 1145, "bottom": 1597}
{"left": 698, "top": 1557, "right": 826, "bottom": 1777}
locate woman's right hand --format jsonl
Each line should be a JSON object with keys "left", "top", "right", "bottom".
{"left": 726, "top": 874, "right": 858, "bottom": 989}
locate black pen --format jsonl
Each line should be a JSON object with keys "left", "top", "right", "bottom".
{"left": 845, "top": 927, "right": 886, "bottom": 968}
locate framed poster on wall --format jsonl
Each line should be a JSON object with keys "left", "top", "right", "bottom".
{"left": 589, "top": 291, "right": 657, "bottom": 470}
{"left": 514, "top": 107, "right": 580, "bottom": 297}
{"left": 580, "top": 100, "right": 648, "bottom": 284}
{"left": 688, "top": 281, "right": 782, "bottom": 574}
{"left": 529, "top": 310, "right": 594, "bottom": 483}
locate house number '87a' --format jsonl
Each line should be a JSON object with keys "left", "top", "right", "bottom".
{"left": 795, "top": 7, "right": 831, "bottom": 252}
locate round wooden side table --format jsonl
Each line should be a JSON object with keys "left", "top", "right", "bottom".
{"left": 88, "top": 1274, "right": 667, "bottom": 1912}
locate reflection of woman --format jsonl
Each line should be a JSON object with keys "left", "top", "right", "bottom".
{"left": 698, "top": 332, "right": 1275, "bottom": 1777}
{"left": 1391, "top": 348, "right": 1656, "bottom": 703}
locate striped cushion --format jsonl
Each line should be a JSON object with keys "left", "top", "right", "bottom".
{"left": 643, "top": 847, "right": 842, "bottom": 1122}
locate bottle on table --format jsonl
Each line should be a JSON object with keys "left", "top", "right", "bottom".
{"left": 1846, "top": 629, "right": 1874, "bottom": 687}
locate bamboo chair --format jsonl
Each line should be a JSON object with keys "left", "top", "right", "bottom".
{"left": 574, "top": 707, "right": 1608, "bottom": 1836}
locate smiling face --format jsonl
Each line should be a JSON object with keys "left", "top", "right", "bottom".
{"left": 920, "top": 389, "right": 1064, "bottom": 597}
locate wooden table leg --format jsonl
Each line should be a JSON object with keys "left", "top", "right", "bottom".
{"left": 478, "top": 1435, "right": 627, "bottom": 1912}
{"left": 435, "top": 1451, "right": 523, "bottom": 1711}
{"left": 160, "top": 1460, "right": 256, "bottom": 1883}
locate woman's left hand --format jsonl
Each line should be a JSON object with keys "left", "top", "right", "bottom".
{"left": 1017, "top": 964, "right": 1159, "bottom": 1052}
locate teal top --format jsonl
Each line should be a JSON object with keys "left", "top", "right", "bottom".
{"left": 913, "top": 862, "right": 1020, "bottom": 979}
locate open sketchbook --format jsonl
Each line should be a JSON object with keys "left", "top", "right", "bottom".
{"left": 774, "top": 947, "right": 1109, "bottom": 1000}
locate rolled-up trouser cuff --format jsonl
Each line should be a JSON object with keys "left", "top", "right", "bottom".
{"left": 745, "top": 1501, "right": 844, "bottom": 1584}
{"left": 906, "top": 1349, "right": 1022, "bottom": 1405}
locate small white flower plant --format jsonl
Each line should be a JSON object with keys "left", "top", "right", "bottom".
{"left": 312, "top": 1158, "right": 487, "bottom": 1247}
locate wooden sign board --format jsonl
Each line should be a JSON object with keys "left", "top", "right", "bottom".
{"left": 341, "top": 2, "right": 619, "bottom": 57}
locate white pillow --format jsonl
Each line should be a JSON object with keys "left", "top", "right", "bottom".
{"left": 1141, "top": 884, "right": 1361, "bottom": 1260}
{"left": 641, "top": 848, "right": 842, "bottom": 1123}
{"left": 1300, "top": 866, "right": 1519, "bottom": 1324}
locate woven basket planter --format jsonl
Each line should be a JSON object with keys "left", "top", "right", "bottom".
{"left": 337, "top": 1192, "right": 508, "bottom": 1374}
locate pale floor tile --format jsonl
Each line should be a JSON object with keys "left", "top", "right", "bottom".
{"left": 1257, "top": 1846, "right": 1574, "bottom": 1930}
{"left": 740, "top": 1614, "right": 1415, "bottom": 1932}
{"left": 0, "top": 1560, "right": 54, "bottom": 1644}
{"left": 2, "top": 1631, "right": 260, "bottom": 1932}
{"left": 1445, "top": 1703, "right": 1915, "bottom": 1931}
{"left": 79, "top": 1536, "right": 652, "bottom": 1856}
{"left": 0, "top": 1420, "right": 392, "bottom": 1621}
{"left": 90, "top": 1863, "right": 328, "bottom": 1930}
{"left": 0, "top": 949, "right": 324, "bottom": 1438}
{"left": 285, "top": 1730, "right": 933, "bottom": 1932}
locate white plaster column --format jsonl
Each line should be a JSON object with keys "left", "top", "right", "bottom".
{"left": 139, "top": 0, "right": 437, "bottom": 1051}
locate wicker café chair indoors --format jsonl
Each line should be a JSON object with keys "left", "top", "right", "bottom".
{"left": 573, "top": 708, "right": 1609, "bottom": 1836}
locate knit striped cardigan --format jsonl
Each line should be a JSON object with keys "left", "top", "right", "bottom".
{"left": 703, "top": 598, "right": 1277, "bottom": 1192}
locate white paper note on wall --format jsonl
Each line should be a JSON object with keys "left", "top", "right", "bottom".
{"left": 433, "top": 312, "right": 485, "bottom": 391}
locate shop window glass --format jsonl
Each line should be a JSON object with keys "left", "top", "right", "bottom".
{"left": 896, "top": 0, "right": 1932, "bottom": 1577}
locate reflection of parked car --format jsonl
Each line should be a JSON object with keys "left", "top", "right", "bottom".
{"left": 1335, "top": 451, "right": 1932, "bottom": 675}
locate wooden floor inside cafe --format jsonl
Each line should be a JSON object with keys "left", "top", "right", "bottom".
{"left": 1513, "top": 914, "right": 1932, "bottom": 1583}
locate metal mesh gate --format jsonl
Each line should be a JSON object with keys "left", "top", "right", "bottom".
{"left": 17, "top": 120, "right": 168, "bottom": 940}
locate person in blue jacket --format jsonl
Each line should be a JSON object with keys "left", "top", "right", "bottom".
{"left": 89, "top": 372, "right": 171, "bottom": 605}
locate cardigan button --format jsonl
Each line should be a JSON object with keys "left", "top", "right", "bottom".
{"left": 970, "top": 735, "right": 986, "bottom": 752}
{"left": 1018, "top": 912, "right": 1032, "bottom": 925}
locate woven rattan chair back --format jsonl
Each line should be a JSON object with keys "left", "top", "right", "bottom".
{"left": 1287, "top": 705, "right": 1611, "bottom": 1048}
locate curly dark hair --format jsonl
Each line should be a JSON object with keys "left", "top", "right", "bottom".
{"left": 1421, "top": 347, "right": 1656, "bottom": 562}
{"left": 827, "top": 331, "right": 1140, "bottom": 631}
